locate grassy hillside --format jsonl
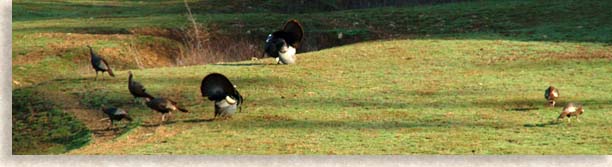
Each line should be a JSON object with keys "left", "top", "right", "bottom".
{"left": 13, "top": 0, "right": 612, "bottom": 87}
{"left": 12, "top": 0, "right": 612, "bottom": 154}
{"left": 17, "top": 39, "right": 611, "bottom": 155}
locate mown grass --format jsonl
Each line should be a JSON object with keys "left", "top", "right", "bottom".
{"left": 12, "top": 0, "right": 612, "bottom": 154}
{"left": 16, "top": 39, "right": 608, "bottom": 155}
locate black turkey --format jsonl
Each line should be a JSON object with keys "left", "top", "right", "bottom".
{"left": 87, "top": 45, "right": 115, "bottom": 80}
{"left": 264, "top": 19, "right": 304, "bottom": 64}
{"left": 558, "top": 102, "right": 584, "bottom": 123}
{"left": 544, "top": 86, "right": 559, "bottom": 107}
{"left": 101, "top": 107, "right": 133, "bottom": 129}
{"left": 200, "top": 73, "right": 243, "bottom": 118}
{"left": 145, "top": 97, "right": 189, "bottom": 123}
{"left": 128, "top": 71, "right": 154, "bottom": 101}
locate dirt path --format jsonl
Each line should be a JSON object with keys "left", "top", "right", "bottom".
{"left": 48, "top": 86, "right": 142, "bottom": 151}
{"left": 64, "top": 109, "right": 121, "bottom": 144}
{"left": 64, "top": 106, "right": 165, "bottom": 154}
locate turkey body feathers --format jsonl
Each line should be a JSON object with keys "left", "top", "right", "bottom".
{"left": 146, "top": 98, "right": 189, "bottom": 114}
{"left": 558, "top": 103, "right": 584, "bottom": 120}
{"left": 101, "top": 59, "right": 115, "bottom": 77}
{"left": 201, "top": 73, "right": 240, "bottom": 101}
{"left": 103, "top": 107, "right": 132, "bottom": 121}
{"left": 215, "top": 99, "right": 238, "bottom": 117}
{"left": 128, "top": 71, "right": 154, "bottom": 99}
{"left": 544, "top": 86, "right": 559, "bottom": 107}
{"left": 264, "top": 19, "right": 304, "bottom": 63}
{"left": 544, "top": 86, "right": 559, "bottom": 100}
{"left": 201, "top": 73, "right": 244, "bottom": 117}
{"left": 88, "top": 45, "right": 115, "bottom": 77}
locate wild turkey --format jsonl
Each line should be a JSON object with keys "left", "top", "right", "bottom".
{"left": 200, "top": 73, "right": 243, "bottom": 118}
{"left": 145, "top": 97, "right": 189, "bottom": 123}
{"left": 87, "top": 45, "right": 115, "bottom": 80}
{"left": 128, "top": 71, "right": 154, "bottom": 101}
{"left": 558, "top": 103, "right": 584, "bottom": 123}
{"left": 544, "top": 86, "right": 559, "bottom": 107}
{"left": 100, "top": 107, "right": 133, "bottom": 129}
{"left": 263, "top": 19, "right": 304, "bottom": 64}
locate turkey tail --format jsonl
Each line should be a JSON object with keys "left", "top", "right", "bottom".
{"left": 168, "top": 99, "right": 188, "bottom": 112}
{"left": 125, "top": 115, "right": 134, "bottom": 122}
{"left": 283, "top": 19, "right": 304, "bottom": 48}
{"left": 558, "top": 111, "right": 568, "bottom": 119}
{"left": 107, "top": 68, "right": 115, "bottom": 77}
{"left": 143, "top": 92, "right": 154, "bottom": 100}
{"left": 102, "top": 59, "right": 115, "bottom": 77}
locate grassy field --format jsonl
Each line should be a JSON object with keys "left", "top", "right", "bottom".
{"left": 12, "top": 0, "right": 612, "bottom": 154}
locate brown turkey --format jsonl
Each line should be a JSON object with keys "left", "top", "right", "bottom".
{"left": 145, "top": 97, "right": 189, "bottom": 124}
{"left": 544, "top": 86, "right": 559, "bottom": 107}
{"left": 128, "top": 71, "right": 154, "bottom": 101}
{"left": 557, "top": 103, "right": 584, "bottom": 123}
{"left": 100, "top": 107, "right": 133, "bottom": 129}
{"left": 87, "top": 45, "right": 115, "bottom": 80}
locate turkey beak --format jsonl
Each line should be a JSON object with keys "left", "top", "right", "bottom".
{"left": 226, "top": 96, "right": 237, "bottom": 104}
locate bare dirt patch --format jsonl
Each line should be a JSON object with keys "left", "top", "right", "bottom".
{"left": 259, "top": 114, "right": 293, "bottom": 121}
{"left": 539, "top": 50, "right": 612, "bottom": 60}
{"left": 479, "top": 48, "right": 612, "bottom": 65}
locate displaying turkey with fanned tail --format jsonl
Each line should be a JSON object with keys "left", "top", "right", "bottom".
{"left": 145, "top": 97, "right": 189, "bottom": 124}
{"left": 100, "top": 107, "right": 133, "bottom": 129}
{"left": 557, "top": 102, "right": 584, "bottom": 123}
{"left": 544, "top": 86, "right": 559, "bottom": 107}
{"left": 87, "top": 45, "right": 115, "bottom": 80}
{"left": 128, "top": 71, "right": 154, "bottom": 101}
{"left": 264, "top": 19, "right": 304, "bottom": 64}
{"left": 200, "top": 73, "right": 243, "bottom": 118}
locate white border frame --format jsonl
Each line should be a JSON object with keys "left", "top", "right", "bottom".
{"left": 1, "top": 0, "right": 610, "bottom": 166}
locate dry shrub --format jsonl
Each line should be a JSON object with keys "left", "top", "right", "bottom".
{"left": 177, "top": 0, "right": 261, "bottom": 65}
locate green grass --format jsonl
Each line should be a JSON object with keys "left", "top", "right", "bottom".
{"left": 13, "top": 0, "right": 612, "bottom": 42}
{"left": 11, "top": 0, "right": 612, "bottom": 88}
{"left": 12, "top": 88, "right": 92, "bottom": 154}
{"left": 15, "top": 39, "right": 612, "bottom": 155}
{"left": 12, "top": 0, "right": 612, "bottom": 154}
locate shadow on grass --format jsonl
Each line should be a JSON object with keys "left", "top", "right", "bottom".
{"left": 140, "top": 118, "right": 216, "bottom": 127}
{"left": 183, "top": 118, "right": 217, "bottom": 123}
{"left": 509, "top": 107, "right": 540, "bottom": 112}
{"left": 253, "top": 95, "right": 612, "bottom": 111}
{"left": 90, "top": 120, "right": 140, "bottom": 139}
{"left": 211, "top": 63, "right": 267, "bottom": 67}
{"left": 523, "top": 120, "right": 562, "bottom": 128}
{"left": 221, "top": 117, "right": 508, "bottom": 130}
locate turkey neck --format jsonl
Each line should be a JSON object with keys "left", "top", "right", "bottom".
{"left": 89, "top": 47, "right": 95, "bottom": 57}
